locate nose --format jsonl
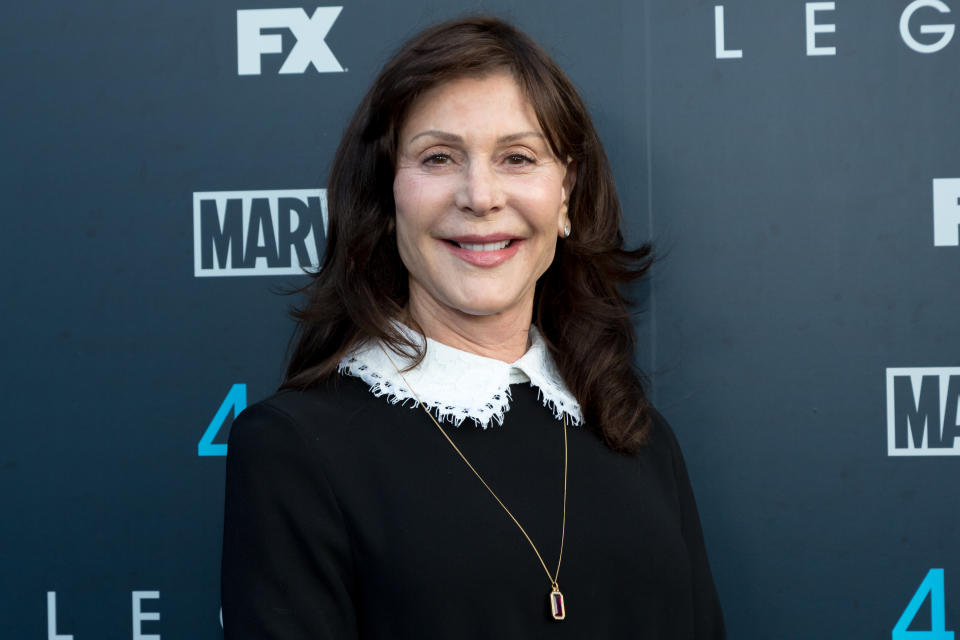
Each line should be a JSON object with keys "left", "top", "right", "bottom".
{"left": 454, "top": 160, "right": 505, "bottom": 215}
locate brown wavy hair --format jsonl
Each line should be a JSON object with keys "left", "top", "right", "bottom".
{"left": 281, "top": 15, "right": 655, "bottom": 453}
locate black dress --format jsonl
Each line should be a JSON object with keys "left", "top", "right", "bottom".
{"left": 221, "top": 371, "right": 725, "bottom": 639}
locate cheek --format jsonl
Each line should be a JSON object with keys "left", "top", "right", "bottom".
{"left": 393, "top": 173, "right": 425, "bottom": 246}
{"left": 514, "top": 176, "right": 565, "bottom": 227}
{"left": 393, "top": 172, "right": 447, "bottom": 266}
{"left": 393, "top": 171, "right": 451, "bottom": 227}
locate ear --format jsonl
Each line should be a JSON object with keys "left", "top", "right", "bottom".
{"left": 558, "top": 157, "right": 577, "bottom": 237}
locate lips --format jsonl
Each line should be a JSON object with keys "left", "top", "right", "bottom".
{"left": 444, "top": 233, "right": 521, "bottom": 244}
{"left": 442, "top": 236, "right": 523, "bottom": 267}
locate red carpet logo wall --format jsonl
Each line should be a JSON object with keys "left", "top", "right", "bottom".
{"left": 714, "top": 0, "right": 957, "bottom": 58}
{"left": 237, "top": 7, "right": 345, "bottom": 75}
{"left": 44, "top": 592, "right": 226, "bottom": 638}
{"left": 198, "top": 384, "right": 247, "bottom": 457}
{"left": 192, "top": 189, "right": 328, "bottom": 277}
{"left": 892, "top": 569, "right": 955, "bottom": 639}
{"left": 46, "top": 591, "right": 164, "bottom": 640}
{"left": 884, "top": 179, "right": 959, "bottom": 457}
{"left": 6, "top": 2, "right": 956, "bottom": 637}
{"left": 887, "top": 368, "right": 960, "bottom": 456}
{"left": 934, "top": 178, "right": 960, "bottom": 246}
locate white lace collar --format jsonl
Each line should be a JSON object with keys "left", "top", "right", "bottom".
{"left": 337, "top": 321, "right": 583, "bottom": 429}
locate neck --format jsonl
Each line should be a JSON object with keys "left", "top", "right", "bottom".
{"left": 404, "top": 291, "right": 534, "bottom": 364}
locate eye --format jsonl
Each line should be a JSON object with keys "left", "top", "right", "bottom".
{"left": 423, "top": 153, "right": 452, "bottom": 166}
{"left": 505, "top": 153, "right": 535, "bottom": 165}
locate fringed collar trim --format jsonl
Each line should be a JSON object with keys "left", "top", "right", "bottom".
{"left": 337, "top": 321, "right": 583, "bottom": 428}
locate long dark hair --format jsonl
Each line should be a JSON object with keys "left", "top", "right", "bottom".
{"left": 281, "top": 16, "right": 655, "bottom": 453}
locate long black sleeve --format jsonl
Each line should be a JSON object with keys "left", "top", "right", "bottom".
{"left": 221, "top": 402, "right": 359, "bottom": 639}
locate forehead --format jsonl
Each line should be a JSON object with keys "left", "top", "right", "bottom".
{"left": 398, "top": 72, "right": 542, "bottom": 140}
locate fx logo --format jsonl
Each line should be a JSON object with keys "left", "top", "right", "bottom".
{"left": 886, "top": 367, "right": 960, "bottom": 456}
{"left": 237, "top": 7, "right": 345, "bottom": 75}
{"left": 933, "top": 178, "right": 960, "bottom": 246}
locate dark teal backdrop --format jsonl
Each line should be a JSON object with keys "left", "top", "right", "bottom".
{"left": 2, "top": 1, "right": 957, "bottom": 637}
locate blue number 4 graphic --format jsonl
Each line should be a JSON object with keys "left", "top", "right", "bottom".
{"left": 197, "top": 384, "right": 247, "bottom": 456}
{"left": 893, "top": 569, "right": 955, "bottom": 640}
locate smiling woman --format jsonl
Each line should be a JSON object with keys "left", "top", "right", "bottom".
{"left": 221, "top": 15, "right": 725, "bottom": 640}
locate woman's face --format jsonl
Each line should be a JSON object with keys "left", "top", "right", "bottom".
{"left": 393, "top": 71, "right": 574, "bottom": 323}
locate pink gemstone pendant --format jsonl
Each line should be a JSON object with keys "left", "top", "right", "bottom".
{"left": 549, "top": 587, "right": 566, "bottom": 621}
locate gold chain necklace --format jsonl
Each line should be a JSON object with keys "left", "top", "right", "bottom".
{"left": 378, "top": 344, "right": 569, "bottom": 621}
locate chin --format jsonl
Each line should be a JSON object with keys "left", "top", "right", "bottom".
{"left": 448, "top": 294, "right": 522, "bottom": 317}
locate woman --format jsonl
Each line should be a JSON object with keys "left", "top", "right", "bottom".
{"left": 221, "top": 16, "right": 725, "bottom": 639}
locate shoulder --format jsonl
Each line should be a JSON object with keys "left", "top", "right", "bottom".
{"left": 632, "top": 404, "right": 679, "bottom": 455}
{"left": 227, "top": 372, "right": 380, "bottom": 458}
{"left": 647, "top": 406, "right": 682, "bottom": 451}
{"left": 632, "top": 404, "right": 691, "bottom": 480}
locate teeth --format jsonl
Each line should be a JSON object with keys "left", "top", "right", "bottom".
{"left": 456, "top": 240, "right": 511, "bottom": 251}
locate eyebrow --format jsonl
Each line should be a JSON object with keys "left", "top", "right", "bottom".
{"left": 408, "top": 130, "right": 545, "bottom": 145}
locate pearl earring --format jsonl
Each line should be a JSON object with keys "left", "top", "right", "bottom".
{"left": 563, "top": 221, "right": 571, "bottom": 238}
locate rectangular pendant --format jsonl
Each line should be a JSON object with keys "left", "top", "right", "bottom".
{"left": 550, "top": 588, "right": 566, "bottom": 621}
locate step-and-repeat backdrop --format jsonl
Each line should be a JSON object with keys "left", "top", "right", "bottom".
{"left": 2, "top": 1, "right": 957, "bottom": 637}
